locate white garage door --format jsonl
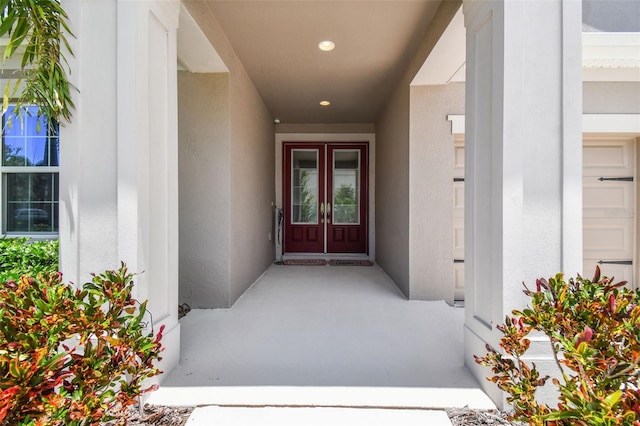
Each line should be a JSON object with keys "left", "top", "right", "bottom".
{"left": 583, "top": 137, "right": 636, "bottom": 285}
{"left": 453, "top": 136, "right": 637, "bottom": 301}
{"left": 452, "top": 136, "right": 465, "bottom": 301}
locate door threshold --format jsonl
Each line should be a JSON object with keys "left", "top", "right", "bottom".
{"left": 282, "top": 253, "right": 371, "bottom": 262}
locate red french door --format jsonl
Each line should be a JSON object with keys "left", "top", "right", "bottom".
{"left": 284, "top": 143, "right": 368, "bottom": 254}
{"left": 284, "top": 144, "right": 326, "bottom": 253}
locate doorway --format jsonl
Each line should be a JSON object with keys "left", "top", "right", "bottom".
{"left": 283, "top": 142, "right": 368, "bottom": 254}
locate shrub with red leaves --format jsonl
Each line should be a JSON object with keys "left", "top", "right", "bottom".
{"left": 0, "top": 264, "right": 164, "bottom": 425}
{"left": 475, "top": 267, "right": 640, "bottom": 426}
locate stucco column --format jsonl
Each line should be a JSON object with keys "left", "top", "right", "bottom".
{"left": 60, "top": 0, "right": 181, "bottom": 381}
{"left": 462, "top": 0, "right": 582, "bottom": 407}
{"left": 117, "top": 0, "right": 181, "bottom": 379}
{"left": 59, "top": 0, "right": 119, "bottom": 284}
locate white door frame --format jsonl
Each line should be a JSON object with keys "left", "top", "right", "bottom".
{"left": 275, "top": 133, "right": 376, "bottom": 261}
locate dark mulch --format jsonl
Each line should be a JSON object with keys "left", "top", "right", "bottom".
{"left": 446, "top": 406, "right": 526, "bottom": 425}
{"left": 102, "top": 405, "right": 193, "bottom": 426}
{"left": 105, "top": 404, "right": 525, "bottom": 425}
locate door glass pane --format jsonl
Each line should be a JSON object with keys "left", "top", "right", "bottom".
{"left": 333, "top": 150, "right": 359, "bottom": 224}
{"left": 292, "top": 150, "right": 318, "bottom": 224}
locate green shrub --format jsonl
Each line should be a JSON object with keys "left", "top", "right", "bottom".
{"left": 0, "top": 264, "right": 164, "bottom": 425}
{"left": 0, "top": 237, "right": 59, "bottom": 283}
{"left": 475, "top": 267, "right": 640, "bottom": 425}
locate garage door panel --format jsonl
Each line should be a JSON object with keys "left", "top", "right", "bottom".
{"left": 582, "top": 137, "right": 636, "bottom": 288}
{"left": 583, "top": 139, "right": 634, "bottom": 176}
{"left": 453, "top": 182, "right": 464, "bottom": 218}
{"left": 583, "top": 260, "right": 633, "bottom": 287}
{"left": 453, "top": 139, "right": 466, "bottom": 301}
{"left": 453, "top": 137, "right": 637, "bottom": 301}
{"left": 454, "top": 262, "right": 465, "bottom": 301}
{"left": 583, "top": 177, "right": 634, "bottom": 217}
{"left": 453, "top": 217, "right": 464, "bottom": 259}
{"left": 583, "top": 217, "right": 634, "bottom": 259}
{"left": 453, "top": 140, "right": 465, "bottom": 175}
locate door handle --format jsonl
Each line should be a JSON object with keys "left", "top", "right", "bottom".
{"left": 327, "top": 202, "right": 331, "bottom": 216}
{"left": 320, "top": 203, "right": 325, "bottom": 214}
{"left": 598, "top": 177, "right": 633, "bottom": 182}
{"left": 597, "top": 260, "right": 633, "bottom": 265}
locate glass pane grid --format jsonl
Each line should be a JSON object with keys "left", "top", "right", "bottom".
{"left": 3, "top": 136, "right": 59, "bottom": 167}
{"left": 2, "top": 106, "right": 60, "bottom": 234}
{"left": 3, "top": 172, "right": 59, "bottom": 233}
{"left": 291, "top": 150, "right": 319, "bottom": 224}
{"left": 333, "top": 150, "right": 360, "bottom": 225}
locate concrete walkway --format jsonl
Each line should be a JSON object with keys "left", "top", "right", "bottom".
{"left": 149, "top": 264, "right": 495, "bottom": 424}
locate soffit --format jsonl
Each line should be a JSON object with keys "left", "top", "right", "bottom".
{"left": 413, "top": 13, "right": 640, "bottom": 85}
{"left": 199, "top": 0, "right": 442, "bottom": 124}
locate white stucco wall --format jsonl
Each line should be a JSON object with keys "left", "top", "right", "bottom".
{"left": 375, "top": 0, "right": 461, "bottom": 298}
{"left": 180, "top": 2, "right": 276, "bottom": 308}
{"left": 59, "top": 0, "right": 118, "bottom": 283}
{"left": 409, "top": 83, "right": 465, "bottom": 302}
{"left": 583, "top": 82, "right": 640, "bottom": 113}
{"left": 375, "top": 88, "right": 411, "bottom": 296}
{"left": 178, "top": 72, "right": 231, "bottom": 308}
{"left": 463, "top": 0, "right": 583, "bottom": 407}
{"left": 60, "top": 0, "right": 182, "bottom": 379}
{"left": 228, "top": 72, "right": 277, "bottom": 305}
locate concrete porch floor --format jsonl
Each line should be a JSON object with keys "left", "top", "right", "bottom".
{"left": 149, "top": 263, "right": 495, "bottom": 416}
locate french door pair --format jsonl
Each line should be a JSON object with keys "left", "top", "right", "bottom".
{"left": 284, "top": 143, "right": 368, "bottom": 254}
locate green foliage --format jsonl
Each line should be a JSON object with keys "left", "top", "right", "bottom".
{"left": 0, "top": 0, "right": 75, "bottom": 127}
{"left": 1, "top": 143, "right": 32, "bottom": 166}
{"left": 298, "top": 169, "right": 317, "bottom": 223}
{"left": 0, "top": 264, "right": 164, "bottom": 425}
{"left": 333, "top": 184, "right": 357, "bottom": 223}
{"left": 475, "top": 267, "right": 640, "bottom": 426}
{"left": 0, "top": 237, "right": 58, "bottom": 283}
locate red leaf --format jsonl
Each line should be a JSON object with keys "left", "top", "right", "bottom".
{"left": 609, "top": 294, "right": 616, "bottom": 313}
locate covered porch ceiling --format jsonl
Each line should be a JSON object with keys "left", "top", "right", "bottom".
{"left": 178, "top": 0, "right": 640, "bottom": 125}
{"left": 181, "top": 0, "right": 445, "bottom": 124}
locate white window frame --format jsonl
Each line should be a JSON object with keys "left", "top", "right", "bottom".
{"left": 1, "top": 106, "right": 60, "bottom": 237}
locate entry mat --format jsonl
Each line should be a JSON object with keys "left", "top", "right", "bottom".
{"left": 282, "top": 259, "right": 328, "bottom": 265}
{"left": 328, "top": 259, "right": 374, "bottom": 266}
{"left": 279, "top": 259, "right": 374, "bottom": 266}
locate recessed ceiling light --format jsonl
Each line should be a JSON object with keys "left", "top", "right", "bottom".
{"left": 318, "top": 40, "right": 335, "bottom": 51}
{"left": 320, "top": 100, "right": 331, "bottom": 106}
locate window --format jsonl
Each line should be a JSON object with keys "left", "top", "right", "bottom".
{"left": 2, "top": 106, "right": 59, "bottom": 234}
